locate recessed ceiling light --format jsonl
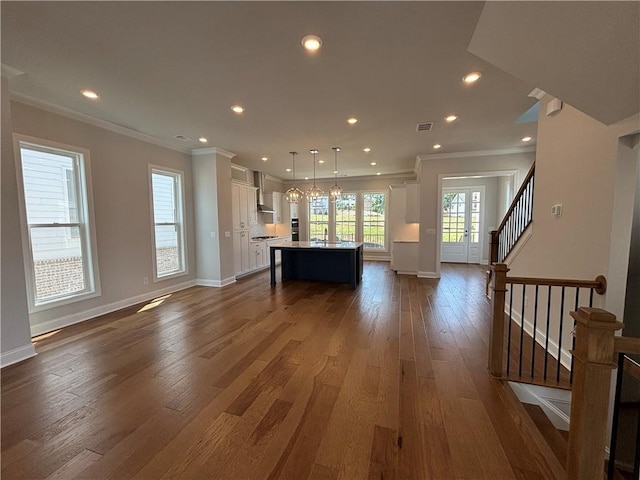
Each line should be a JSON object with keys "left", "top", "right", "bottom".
{"left": 231, "top": 105, "right": 245, "bottom": 114}
{"left": 521, "top": 136, "right": 533, "bottom": 142}
{"left": 304, "top": 177, "right": 309, "bottom": 180}
{"left": 433, "top": 144, "right": 442, "bottom": 150}
{"left": 462, "top": 72, "right": 481, "bottom": 84}
{"left": 318, "top": 160, "right": 325, "bottom": 164}
{"left": 286, "top": 168, "right": 292, "bottom": 172}
{"left": 347, "top": 117, "right": 358, "bottom": 125}
{"left": 363, "top": 147, "right": 371, "bottom": 153}
{"left": 444, "top": 114, "right": 458, "bottom": 123}
{"left": 376, "top": 172, "right": 381, "bottom": 176}
{"left": 198, "top": 137, "right": 208, "bottom": 143}
{"left": 301, "top": 35, "right": 322, "bottom": 52}
{"left": 370, "top": 161, "right": 377, "bottom": 166}
{"left": 261, "top": 156, "right": 268, "bottom": 161}
{"left": 333, "top": 170, "right": 338, "bottom": 174}
{"left": 81, "top": 89, "right": 99, "bottom": 99}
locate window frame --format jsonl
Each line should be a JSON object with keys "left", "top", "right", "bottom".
{"left": 13, "top": 134, "right": 101, "bottom": 312}
{"left": 148, "top": 165, "right": 188, "bottom": 282}
{"left": 307, "top": 194, "right": 330, "bottom": 242}
{"left": 362, "top": 191, "right": 388, "bottom": 251}
{"left": 334, "top": 193, "right": 358, "bottom": 243}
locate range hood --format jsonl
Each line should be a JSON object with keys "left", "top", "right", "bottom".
{"left": 253, "top": 171, "right": 276, "bottom": 213}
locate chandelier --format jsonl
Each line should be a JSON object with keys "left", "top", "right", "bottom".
{"left": 329, "top": 147, "right": 343, "bottom": 201}
{"left": 284, "top": 151, "right": 304, "bottom": 204}
{"left": 306, "top": 149, "right": 323, "bottom": 201}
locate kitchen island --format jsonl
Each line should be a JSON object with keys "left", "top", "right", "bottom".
{"left": 269, "top": 241, "right": 363, "bottom": 289}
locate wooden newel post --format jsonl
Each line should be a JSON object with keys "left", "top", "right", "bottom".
{"left": 567, "top": 307, "right": 623, "bottom": 479}
{"left": 488, "top": 263, "right": 509, "bottom": 377}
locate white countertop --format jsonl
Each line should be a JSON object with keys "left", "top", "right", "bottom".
{"left": 269, "top": 241, "right": 363, "bottom": 250}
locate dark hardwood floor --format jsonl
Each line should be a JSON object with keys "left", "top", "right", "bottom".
{"left": 1, "top": 262, "right": 565, "bottom": 479}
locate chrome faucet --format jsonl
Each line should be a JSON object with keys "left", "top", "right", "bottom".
{"left": 324, "top": 227, "right": 328, "bottom": 244}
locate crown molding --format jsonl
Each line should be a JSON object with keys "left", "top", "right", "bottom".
{"left": 281, "top": 170, "right": 416, "bottom": 184}
{"left": 192, "top": 147, "right": 236, "bottom": 159}
{"left": 417, "top": 146, "right": 536, "bottom": 162}
{"left": 10, "top": 91, "right": 193, "bottom": 155}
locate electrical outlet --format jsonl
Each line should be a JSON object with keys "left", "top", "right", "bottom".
{"left": 143, "top": 277, "right": 148, "bottom": 285}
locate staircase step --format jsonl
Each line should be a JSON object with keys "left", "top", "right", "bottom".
{"left": 523, "top": 403, "right": 568, "bottom": 467}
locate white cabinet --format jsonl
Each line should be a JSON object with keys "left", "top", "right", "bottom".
{"left": 391, "top": 241, "right": 419, "bottom": 274}
{"left": 233, "top": 230, "right": 250, "bottom": 275}
{"left": 251, "top": 241, "right": 267, "bottom": 270}
{"left": 405, "top": 182, "right": 420, "bottom": 223}
{"left": 232, "top": 182, "right": 258, "bottom": 276}
{"left": 232, "top": 183, "right": 258, "bottom": 230}
{"left": 264, "top": 192, "right": 284, "bottom": 224}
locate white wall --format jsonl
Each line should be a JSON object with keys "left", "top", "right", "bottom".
{"left": 417, "top": 151, "right": 534, "bottom": 277}
{"left": 1, "top": 79, "right": 35, "bottom": 366}
{"left": 9, "top": 101, "right": 197, "bottom": 335}
{"left": 193, "top": 149, "right": 235, "bottom": 286}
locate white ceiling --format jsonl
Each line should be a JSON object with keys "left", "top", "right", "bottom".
{"left": 2, "top": 2, "right": 636, "bottom": 180}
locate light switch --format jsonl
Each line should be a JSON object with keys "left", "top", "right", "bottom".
{"left": 224, "top": 231, "right": 231, "bottom": 237}
{"left": 551, "top": 204, "right": 563, "bottom": 217}
{"left": 210, "top": 231, "right": 216, "bottom": 238}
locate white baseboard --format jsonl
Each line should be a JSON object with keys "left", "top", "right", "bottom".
{"left": 364, "top": 255, "right": 391, "bottom": 262}
{"left": 509, "top": 381, "right": 571, "bottom": 431}
{"left": 196, "top": 277, "right": 236, "bottom": 287}
{"left": 30, "top": 280, "right": 197, "bottom": 337}
{"left": 418, "top": 271, "right": 440, "bottom": 279}
{"left": 1, "top": 343, "right": 37, "bottom": 368}
{"left": 395, "top": 270, "right": 418, "bottom": 276}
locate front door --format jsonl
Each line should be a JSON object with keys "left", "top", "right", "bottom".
{"left": 441, "top": 187, "right": 483, "bottom": 263}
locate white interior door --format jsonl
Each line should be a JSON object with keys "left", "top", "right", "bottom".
{"left": 441, "top": 187, "right": 484, "bottom": 263}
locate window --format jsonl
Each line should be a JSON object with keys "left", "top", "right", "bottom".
{"left": 16, "top": 137, "right": 100, "bottom": 310}
{"left": 335, "top": 194, "right": 357, "bottom": 242}
{"left": 308, "top": 195, "right": 329, "bottom": 241}
{"left": 363, "top": 192, "right": 387, "bottom": 249}
{"left": 150, "top": 167, "right": 186, "bottom": 279}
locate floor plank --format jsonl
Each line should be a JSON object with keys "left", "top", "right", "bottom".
{"left": 1, "top": 262, "right": 566, "bottom": 479}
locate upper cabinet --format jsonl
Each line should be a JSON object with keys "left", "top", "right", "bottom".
{"left": 232, "top": 182, "right": 258, "bottom": 230}
{"left": 405, "top": 181, "right": 420, "bottom": 223}
{"left": 263, "top": 191, "right": 284, "bottom": 224}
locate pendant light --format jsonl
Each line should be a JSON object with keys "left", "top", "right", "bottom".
{"left": 329, "top": 147, "right": 343, "bottom": 201}
{"left": 285, "top": 151, "right": 304, "bottom": 204}
{"left": 306, "top": 149, "right": 323, "bottom": 201}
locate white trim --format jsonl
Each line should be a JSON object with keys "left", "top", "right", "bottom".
{"left": 1, "top": 343, "right": 37, "bottom": 368}
{"left": 192, "top": 147, "right": 236, "bottom": 159}
{"left": 418, "top": 271, "right": 440, "bottom": 278}
{"left": 11, "top": 93, "right": 192, "bottom": 155}
{"left": 1, "top": 63, "right": 25, "bottom": 79}
{"left": 509, "top": 382, "right": 571, "bottom": 431}
{"left": 395, "top": 270, "right": 417, "bottom": 276}
{"left": 364, "top": 254, "right": 390, "bottom": 262}
{"left": 417, "top": 146, "right": 536, "bottom": 162}
{"left": 149, "top": 165, "right": 189, "bottom": 282}
{"left": 13, "top": 134, "right": 102, "bottom": 314}
{"left": 196, "top": 277, "right": 236, "bottom": 287}
{"left": 281, "top": 171, "right": 415, "bottom": 184}
{"left": 29, "top": 280, "right": 197, "bottom": 337}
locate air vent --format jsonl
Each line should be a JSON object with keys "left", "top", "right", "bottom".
{"left": 175, "top": 135, "right": 190, "bottom": 141}
{"left": 416, "top": 122, "right": 434, "bottom": 132}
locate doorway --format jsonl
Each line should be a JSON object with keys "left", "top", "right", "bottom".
{"left": 441, "top": 187, "right": 484, "bottom": 263}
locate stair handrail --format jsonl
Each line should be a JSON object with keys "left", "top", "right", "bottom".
{"left": 490, "top": 162, "right": 536, "bottom": 265}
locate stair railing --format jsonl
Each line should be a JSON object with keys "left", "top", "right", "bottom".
{"left": 490, "top": 163, "right": 535, "bottom": 265}
{"left": 488, "top": 263, "right": 607, "bottom": 384}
